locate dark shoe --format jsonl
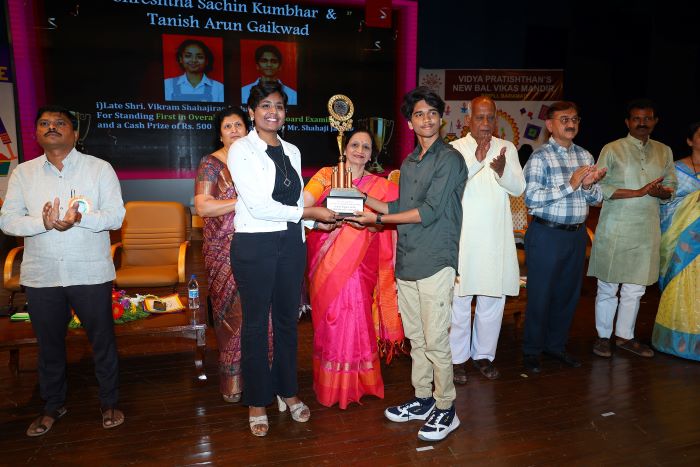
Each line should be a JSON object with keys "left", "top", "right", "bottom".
{"left": 417, "top": 405, "right": 460, "bottom": 442}
{"left": 473, "top": 359, "right": 500, "bottom": 379}
{"left": 593, "top": 337, "right": 612, "bottom": 358}
{"left": 523, "top": 354, "right": 540, "bottom": 373}
{"left": 26, "top": 407, "right": 67, "bottom": 437}
{"left": 452, "top": 363, "right": 467, "bottom": 385}
{"left": 544, "top": 351, "right": 581, "bottom": 368}
{"left": 384, "top": 396, "right": 436, "bottom": 423}
{"left": 616, "top": 338, "right": 654, "bottom": 358}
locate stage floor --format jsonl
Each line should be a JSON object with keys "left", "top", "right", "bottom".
{"left": 1, "top": 240, "right": 699, "bottom": 466}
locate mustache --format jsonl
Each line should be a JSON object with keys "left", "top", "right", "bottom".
{"left": 43, "top": 130, "right": 62, "bottom": 136}
{"left": 565, "top": 127, "right": 576, "bottom": 132}
{"left": 636, "top": 125, "right": 649, "bottom": 129}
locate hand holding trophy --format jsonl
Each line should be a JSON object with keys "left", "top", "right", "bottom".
{"left": 326, "top": 95, "right": 365, "bottom": 218}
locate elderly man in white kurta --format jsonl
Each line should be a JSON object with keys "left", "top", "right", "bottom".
{"left": 449, "top": 96, "right": 525, "bottom": 381}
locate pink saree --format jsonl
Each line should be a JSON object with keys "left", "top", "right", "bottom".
{"left": 306, "top": 169, "right": 403, "bottom": 409}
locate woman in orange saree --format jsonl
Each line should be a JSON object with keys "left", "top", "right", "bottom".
{"left": 304, "top": 130, "right": 404, "bottom": 409}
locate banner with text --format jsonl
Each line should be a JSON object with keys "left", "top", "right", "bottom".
{"left": 9, "top": 0, "right": 418, "bottom": 179}
{"left": 419, "top": 69, "right": 563, "bottom": 150}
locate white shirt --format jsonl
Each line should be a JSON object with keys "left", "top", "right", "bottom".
{"left": 164, "top": 73, "right": 224, "bottom": 102}
{"left": 0, "top": 149, "right": 125, "bottom": 287}
{"left": 228, "top": 128, "right": 308, "bottom": 238}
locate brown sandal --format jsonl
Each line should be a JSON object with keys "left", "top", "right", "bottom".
{"left": 101, "top": 408, "right": 125, "bottom": 429}
{"left": 453, "top": 363, "right": 468, "bottom": 385}
{"left": 26, "top": 407, "right": 67, "bottom": 437}
{"left": 473, "top": 359, "right": 500, "bottom": 380}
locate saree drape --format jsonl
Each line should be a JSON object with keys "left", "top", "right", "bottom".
{"left": 306, "top": 169, "right": 403, "bottom": 408}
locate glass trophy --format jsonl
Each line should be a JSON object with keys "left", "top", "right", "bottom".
{"left": 358, "top": 117, "right": 394, "bottom": 173}
{"left": 326, "top": 95, "right": 364, "bottom": 217}
{"left": 72, "top": 111, "right": 92, "bottom": 153}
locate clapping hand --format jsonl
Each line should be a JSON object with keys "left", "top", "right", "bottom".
{"left": 569, "top": 166, "right": 591, "bottom": 190}
{"left": 646, "top": 178, "right": 674, "bottom": 199}
{"left": 474, "top": 135, "right": 491, "bottom": 162}
{"left": 42, "top": 198, "right": 82, "bottom": 231}
{"left": 581, "top": 166, "right": 607, "bottom": 188}
{"left": 490, "top": 147, "right": 507, "bottom": 177}
{"left": 42, "top": 197, "right": 60, "bottom": 230}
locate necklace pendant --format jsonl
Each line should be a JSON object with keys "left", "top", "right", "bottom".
{"left": 283, "top": 177, "right": 291, "bottom": 187}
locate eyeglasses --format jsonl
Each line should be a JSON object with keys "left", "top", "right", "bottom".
{"left": 556, "top": 116, "right": 581, "bottom": 125}
{"left": 37, "top": 119, "right": 70, "bottom": 129}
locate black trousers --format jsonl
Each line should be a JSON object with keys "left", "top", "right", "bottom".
{"left": 25, "top": 282, "right": 119, "bottom": 413}
{"left": 231, "top": 223, "right": 306, "bottom": 407}
{"left": 522, "top": 220, "right": 587, "bottom": 355}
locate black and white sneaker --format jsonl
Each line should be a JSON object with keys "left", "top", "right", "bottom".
{"left": 384, "top": 397, "right": 436, "bottom": 423}
{"left": 417, "top": 405, "right": 460, "bottom": 441}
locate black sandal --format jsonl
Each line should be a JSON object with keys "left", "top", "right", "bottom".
{"left": 26, "top": 407, "right": 67, "bottom": 437}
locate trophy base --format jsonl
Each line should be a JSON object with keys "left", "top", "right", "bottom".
{"left": 326, "top": 188, "right": 365, "bottom": 218}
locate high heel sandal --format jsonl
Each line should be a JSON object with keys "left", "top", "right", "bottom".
{"left": 249, "top": 414, "right": 269, "bottom": 437}
{"left": 222, "top": 393, "right": 241, "bottom": 403}
{"left": 276, "top": 396, "right": 311, "bottom": 423}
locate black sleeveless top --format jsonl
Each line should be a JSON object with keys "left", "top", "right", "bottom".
{"left": 266, "top": 145, "right": 301, "bottom": 207}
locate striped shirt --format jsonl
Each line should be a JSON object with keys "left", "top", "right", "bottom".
{"left": 524, "top": 137, "right": 603, "bottom": 225}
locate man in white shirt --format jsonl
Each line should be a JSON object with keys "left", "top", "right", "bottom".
{"left": 449, "top": 96, "right": 525, "bottom": 382}
{"left": 1, "top": 105, "right": 126, "bottom": 437}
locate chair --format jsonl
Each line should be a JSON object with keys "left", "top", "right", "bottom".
{"left": 510, "top": 194, "right": 528, "bottom": 243}
{"left": 2, "top": 244, "right": 23, "bottom": 314}
{"left": 111, "top": 201, "right": 189, "bottom": 290}
{"left": 508, "top": 196, "right": 596, "bottom": 330}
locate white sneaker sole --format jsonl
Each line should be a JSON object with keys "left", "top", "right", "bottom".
{"left": 384, "top": 403, "right": 435, "bottom": 423}
{"left": 417, "top": 414, "right": 460, "bottom": 441}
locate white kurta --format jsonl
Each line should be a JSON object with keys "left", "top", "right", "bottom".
{"left": 450, "top": 134, "right": 525, "bottom": 297}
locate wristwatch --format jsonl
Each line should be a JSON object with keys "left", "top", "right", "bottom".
{"left": 375, "top": 213, "right": 383, "bottom": 224}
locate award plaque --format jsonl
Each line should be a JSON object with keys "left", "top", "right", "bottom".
{"left": 326, "top": 94, "right": 364, "bottom": 217}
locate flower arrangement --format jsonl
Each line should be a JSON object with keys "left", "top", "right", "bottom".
{"left": 68, "top": 289, "right": 151, "bottom": 328}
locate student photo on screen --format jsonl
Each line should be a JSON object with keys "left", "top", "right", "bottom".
{"left": 241, "top": 43, "right": 297, "bottom": 106}
{"left": 164, "top": 37, "right": 224, "bottom": 103}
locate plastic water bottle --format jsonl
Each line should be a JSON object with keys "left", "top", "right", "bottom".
{"left": 188, "top": 274, "right": 200, "bottom": 325}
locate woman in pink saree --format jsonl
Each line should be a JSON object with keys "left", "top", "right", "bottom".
{"left": 304, "top": 130, "right": 404, "bottom": 409}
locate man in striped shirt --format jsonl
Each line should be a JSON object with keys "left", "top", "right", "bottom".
{"left": 521, "top": 101, "right": 606, "bottom": 373}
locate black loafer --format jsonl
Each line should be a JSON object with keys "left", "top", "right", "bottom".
{"left": 544, "top": 351, "right": 581, "bottom": 368}
{"left": 523, "top": 354, "right": 540, "bottom": 373}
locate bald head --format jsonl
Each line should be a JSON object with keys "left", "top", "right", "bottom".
{"left": 469, "top": 96, "right": 497, "bottom": 140}
{"left": 471, "top": 96, "right": 496, "bottom": 112}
